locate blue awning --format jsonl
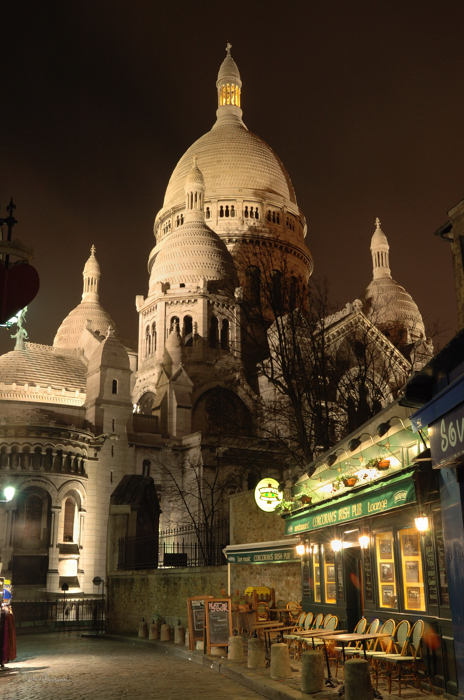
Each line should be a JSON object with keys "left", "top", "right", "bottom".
{"left": 411, "top": 374, "right": 464, "bottom": 431}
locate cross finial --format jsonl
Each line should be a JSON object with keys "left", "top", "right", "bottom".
{"left": 375, "top": 217, "right": 381, "bottom": 229}
{"left": 226, "top": 42, "right": 232, "bottom": 56}
{"left": 91, "top": 244, "right": 96, "bottom": 255}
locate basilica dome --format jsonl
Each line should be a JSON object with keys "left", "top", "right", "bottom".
{"left": 54, "top": 246, "right": 117, "bottom": 349}
{"left": 361, "top": 219, "right": 425, "bottom": 343}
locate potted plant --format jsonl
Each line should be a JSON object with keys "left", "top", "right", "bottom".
{"left": 377, "top": 459, "right": 390, "bottom": 470}
{"left": 343, "top": 475, "right": 358, "bottom": 487}
{"left": 238, "top": 596, "right": 250, "bottom": 612}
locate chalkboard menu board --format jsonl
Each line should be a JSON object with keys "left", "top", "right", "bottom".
{"left": 205, "top": 598, "right": 232, "bottom": 654}
{"left": 187, "top": 596, "right": 213, "bottom": 651}
{"left": 337, "top": 553, "right": 344, "bottom": 600}
{"left": 363, "top": 548, "right": 373, "bottom": 602}
{"left": 423, "top": 532, "right": 438, "bottom": 606}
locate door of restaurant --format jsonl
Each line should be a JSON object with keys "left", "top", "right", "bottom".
{"left": 343, "top": 545, "right": 363, "bottom": 631}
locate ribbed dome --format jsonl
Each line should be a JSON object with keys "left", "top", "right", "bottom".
{"left": 362, "top": 277, "right": 426, "bottom": 340}
{"left": 163, "top": 123, "right": 297, "bottom": 208}
{"left": 149, "top": 220, "right": 237, "bottom": 287}
{"left": 0, "top": 346, "right": 87, "bottom": 391}
{"left": 53, "top": 301, "right": 117, "bottom": 349}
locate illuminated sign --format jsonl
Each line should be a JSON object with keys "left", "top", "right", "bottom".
{"left": 254, "top": 478, "right": 283, "bottom": 512}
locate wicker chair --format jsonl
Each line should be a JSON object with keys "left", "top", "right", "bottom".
{"left": 371, "top": 619, "right": 411, "bottom": 690}
{"left": 257, "top": 601, "right": 269, "bottom": 621}
{"left": 282, "top": 611, "right": 307, "bottom": 659}
{"left": 286, "top": 601, "right": 302, "bottom": 623}
{"left": 382, "top": 620, "right": 435, "bottom": 696}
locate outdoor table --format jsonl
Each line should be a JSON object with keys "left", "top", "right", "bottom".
{"left": 250, "top": 621, "right": 285, "bottom": 660}
{"left": 323, "top": 632, "right": 391, "bottom": 699}
{"left": 233, "top": 609, "right": 257, "bottom": 634}
{"left": 267, "top": 607, "right": 290, "bottom": 623}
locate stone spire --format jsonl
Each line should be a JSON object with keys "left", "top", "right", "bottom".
{"left": 184, "top": 156, "right": 206, "bottom": 224}
{"left": 82, "top": 245, "right": 101, "bottom": 302}
{"left": 214, "top": 43, "right": 244, "bottom": 128}
{"left": 370, "top": 217, "right": 391, "bottom": 280}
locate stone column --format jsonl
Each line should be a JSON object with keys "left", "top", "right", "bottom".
{"left": 47, "top": 505, "right": 61, "bottom": 592}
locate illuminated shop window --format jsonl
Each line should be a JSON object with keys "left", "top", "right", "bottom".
{"left": 375, "top": 531, "right": 397, "bottom": 608}
{"left": 400, "top": 527, "right": 425, "bottom": 612}
{"left": 324, "top": 546, "right": 336, "bottom": 604}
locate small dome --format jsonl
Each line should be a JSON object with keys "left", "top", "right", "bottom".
{"left": 0, "top": 345, "right": 87, "bottom": 392}
{"left": 186, "top": 157, "right": 205, "bottom": 187}
{"left": 149, "top": 220, "right": 237, "bottom": 288}
{"left": 53, "top": 302, "right": 117, "bottom": 349}
{"left": 83, "top": 245, "right": 100, "bottom": 276}
{"left": 362, "top": 277, "right": 426, "bottom": 341}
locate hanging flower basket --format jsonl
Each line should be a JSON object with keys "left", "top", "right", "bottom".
{"left": 343, "top": 476, "right": 358, "bottom": 487}
{"left": 377, "top": 459, "right": 390, "bottom": 470}
{"left": 300, "top": 495, "right": 312, "bottom": 505}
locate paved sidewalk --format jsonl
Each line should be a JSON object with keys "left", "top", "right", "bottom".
{"left": 0, "top": 631, "right": 444, "bottom": 700}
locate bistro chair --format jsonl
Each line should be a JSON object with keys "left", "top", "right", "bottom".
{"left": 287, "top": 601, "right": 302, "bottom": 623}
{"left": 364, "top": 618, "right": 395, "bottom": 661}
{"left": 312, "top": 612, "right": 324, "bottom": 630}
{"left": 344, "top": 618, "right": 380, "bottom": 658}
{"left": 372, "top": 619, "right": 411, "bottom": 690}
{"left": 257, "top": 601, "right": 269, "bottom": 621}
{"left": 333, "top": 617, "right": 367, "bottom": 677}
{"left": 282, "top": 611, "right": 307, "bottom": 659}
{"left": 314, "top": 614, "right": 338, "bottom": 647}
{"left": 381, "top": 620, "right": 435, "bottom": 696}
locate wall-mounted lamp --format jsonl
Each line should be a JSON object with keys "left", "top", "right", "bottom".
{"left": 326, "top": 453, "right": 337, "bottom": 467}
{"left": 348, "top": 437, "right": 362, "bottom": 452}
{"left": 296, "top": 542, "right": 305, "bottom": 556}
{"left": 377, "top": 416, "right": 411, "bottom": 438}
{"left": 1, "top": 486, "right": 15, "bottom": 503}
{"left": 331, "top": 539, "right": 342, "bottom": 552}
{"left": 415, "top": 513, "right": 429, "bottom": 533}
{"left": 358, "top": 534, "right": 370, "bottom": 549}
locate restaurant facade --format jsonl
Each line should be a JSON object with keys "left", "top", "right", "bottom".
{"left": 281, "top": 399, "right": 457, "bottom": 697}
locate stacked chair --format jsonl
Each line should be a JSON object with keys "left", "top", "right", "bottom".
{"left": 370, "top": 619, "right": 411, "bottom": 690}
{"left": 282, "top": 611, "right": 310, "bottom": 659}
{"left": 378, "top": 619, "right": 435, "bottom": 696}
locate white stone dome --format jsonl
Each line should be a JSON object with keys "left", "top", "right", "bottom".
{"left": 53, "top": 246, "right": 117, "bottom": 349}
{"left": 163, "top": 124, "right": 297, "bottom": 209}
{"left": 149, "top": 220, "right": 237, "bottom": 288}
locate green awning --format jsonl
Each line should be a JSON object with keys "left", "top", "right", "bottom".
{"left": 284, "top": 469, "right": 417, "bottom": 536}
{"left": 224, "top": 539, "right": 299, "bottom": 565}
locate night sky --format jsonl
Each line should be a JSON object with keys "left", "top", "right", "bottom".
{"left": 1, "top": 1, "right": 463, "bottom": 356}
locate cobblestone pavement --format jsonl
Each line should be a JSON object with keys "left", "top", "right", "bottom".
{"left": 0, "top": 632, "right": 263, "bottom": 700}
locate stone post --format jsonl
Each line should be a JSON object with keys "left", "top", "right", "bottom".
{"left": 247, "top": 637, "right": 266, "bottom": 669}
{"left": 270, "top": 642, "right": 291, "bottom": 679}
{"left": 301, "top": 650, "right": 324, "bottom": 693}
{"left": 345, "top": 659, "right": 373, "bottom": 700}
{"left": 228, "top": 635, "right": 244, "bottom": 662}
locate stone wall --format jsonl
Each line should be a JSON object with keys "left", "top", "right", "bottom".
{"left": 228, "top": 488, "right": 301, "bottom": 602}
{"left": 229, "top": 489, "right": 286, "bottom": 545}
{"left": 106, "top": 566, "right": 227, "bottom": 634}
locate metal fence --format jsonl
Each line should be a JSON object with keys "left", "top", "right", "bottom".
{"left": 118, "top": 519, "right": 229, "bottom": 570}
{"left": 13, "top": 598, "right": 104, "bottom": 631}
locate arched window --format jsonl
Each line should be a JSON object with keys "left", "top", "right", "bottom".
{"left": 255, "top": 208, "right": 259, "bottom": 219}
{"left": 25, "top": 494, "right": 42, "bottom": 540}
{"left": 231, "top": 205, "right": 235, "bottom": 217}
{"left": 63, "top": 498, "right": 75, "bottom": 542}
{"left": 246, "top": 266, "right": 261, "bottom": 304}
{"left": 267, "top": 210, "right": 271, "bottom": 221}
{"left": 209, "top": 315, "right": 218, "bottom": 348}
{"left": 225, "top": 205, "right": 229, "bottom": 217}
{"left": 145, "top": 325, "right": 151, "bottom": 357}
{"left": 220, "top": 319, "right": 229, "bottom": 350}
{"left": 142, "top": 459, "right": 151, "bottom": 477}
{"left": 244, "top": 206, "right": 248, "bottom": 218}
{"left": 152, "top": 322, "right": 157, "bottom": 353}
{"left": 170, "top": 316, "right": 179, "bottom": 335}
{"left": 183, "top": 315, "right": 193, "bottom": 347}
{"left": 271, "top": 270, "right": 283, "bottom": 310}
{"left": 112, "top": 379, "right": 118, "bottom": 394}
{"left": 219, "top": 206, "right": 224, "bottom": 218}
{"left": 206, "top": 207, "right": 210, "bottom": 219}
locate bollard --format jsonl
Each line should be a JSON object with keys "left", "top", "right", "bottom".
{"left": 160, "top": 623, "right": 171, "bottom": 641}
{"left": 345, "top": 658, "right": 373, "bottom": 700}
{"left": 301, "top": 650, "right": 324, "bottom": 693}
{"left": 149, "top": 620, "right": 159, "bottom": 640}
{"left": 174, "top": 624, "right": 185, "bottom": 645}
{"left": 138, "top": 618, "right": 148, "bottom": 638}
{"left": 247, "top": 637, "right": 266, "bottom": 669}
{"left": 185, "top": 628, "right": 189, "bottom": 647}
{"left": 270, "top": 642, "right": 291, "bottom": 679}
{"left": 228, "top": 635, "right": 244, "bottom": 662}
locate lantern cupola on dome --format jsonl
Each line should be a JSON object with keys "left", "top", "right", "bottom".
{"left": 215, "top": 43, "right": 244, "bottom": 127}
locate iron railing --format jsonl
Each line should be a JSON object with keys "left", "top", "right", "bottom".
{"left": 13, "top": 598, "right": 104, "bottom": 631}
{"left": 118, "top": 519, "right": 229, "bottom": 570}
